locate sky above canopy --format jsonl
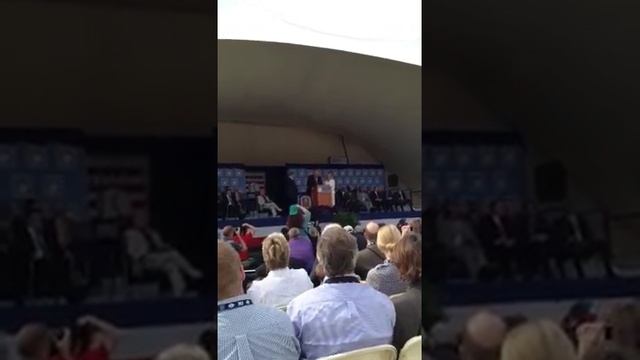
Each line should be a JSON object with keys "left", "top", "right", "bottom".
{"left": 218, "top": 0, "right": 421, "bottom": 66}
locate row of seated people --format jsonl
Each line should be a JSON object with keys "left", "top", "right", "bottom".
{"left": 218, "top": 186, "right": 284, "bottom": 220}
{"left": 217, "top": 184, "right": 414, "bottom": 220}
{"left": 335, "top": 186, "right": 413, "bottom": 213}
{"left": 423, "top": 199, "right": 615, "bottom": 282}
{"left": 218, "top": 210, "right": 423, "bottom": 359}
{"left": 423, "top": 299, "right": 640, "bottom": 360}
{"left": 12, "top": 315, "right": 216, "bottom": 360}
{"left": 1, "top": 199, "right": 203, "bottom": 303}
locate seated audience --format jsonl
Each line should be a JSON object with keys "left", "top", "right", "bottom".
{"left": 600, "top": 301, "right": 640, "bottom": 358}
{"left": 392, "top": 189, "right": 412, "bottom": 211}
{"left": 10, "top": 205, "right": 71, "bottom": 301}
{"left": 281, "top": 226, "right": 290, "bottom": 240}
{"left": 124, "top": 211, "right": 202, "bottom": 297}
{"left": 157, "top": 344, "right": 210, "bottom": 360}
{"left": 501, "top": 320, "right": 578, "bottom": 360}
{"left": 410, "top": 219, "right": 422, "bottom": 235}
{"left": 287, "top": 227, "right": 395, "bottom": 359}
{"left": 390, "top": 231, "right": 422, "bottom": 350}
{"left": 366, "top": 225, "right": 408, "bottom": 295}
{"left": 217, "top": 241, "right": 300, "bottom": 360}
{"left": 553, "top": 210, "right": 615, "bottom": 279}
{"left": 16, "top": 315, "right": 118, "bottom": 360}
{"left": 221, "top": 187, "right": 243, "bottom": 220}
{"left": 561, "top": 301, "right": 598, "bottom": 346}
{"left": 16, "top": 323, "right": 60, "bottom": 360}
{"left": 287, "top": 227, "right": 315, "bottom": 274}
{"left": 198, "top": 327, "right": 216, "bottom": 360}
{"left": 459, "top": 311, "right": 507, "bottom": 360}
{"left": 355, "top": 222, "right": 384, "bottom": 280}
{"left": 353, "top": 225, "right": 367, "bottom": 251}
{"left": 66, "top": 315, "right": 119, "bottom": 360}
{"left": 247, "top": 233, "right": 312, "bottom": 307}
{"left": 257, "top": 188, "right": 283, "bottom": 217}
{"left": 503, "top": 314, "right": 529, "bottom": 331}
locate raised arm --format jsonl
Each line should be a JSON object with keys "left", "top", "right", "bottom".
{"left": 78, "top": 315, "right": 120, "bottom": 352}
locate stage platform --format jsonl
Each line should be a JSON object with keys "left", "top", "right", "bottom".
{"left": 217, "top": 210, "right": 422, "bottom": 236}
{"left": 442, "top": 277, "right": 640, "bottom": 306}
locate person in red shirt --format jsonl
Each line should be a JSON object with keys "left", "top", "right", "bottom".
{"left": 69, "top": 315, "right": 119, "bottom": 360}
{"left": 221, "top": 226, "right": 249, "bottom": 261}
{"left": 239, "top": 223, "right": 261, "bottom": 250}
{"left": 15, "top": 323, "right": 68, "bottom": 360}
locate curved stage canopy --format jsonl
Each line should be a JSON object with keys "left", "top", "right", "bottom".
{"left": 218, "top": 40, "right": 421, "bottom": 192}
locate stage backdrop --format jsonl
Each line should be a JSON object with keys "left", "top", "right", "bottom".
{"left": 287, "top": 164, "right": 386, "bottom": 194}
{"left": 217, "top": 165, "right": 246, "bottom": 193}
{"left": 424, "top": 132, "right": 525, "bottom": 203}
{"left": 0, "top": 142, "right": 89, "bottom": 218}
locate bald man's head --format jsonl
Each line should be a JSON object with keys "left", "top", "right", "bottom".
{"left": 222, "top": 226, "right": 235, "bottom": 239}
{"left": 218, "top": 241, "right": 244, "bottom": 300}
{"left": 460, "top": 311, "right": 507, "bottom": 360}
{"left": 16, "top": 323, "right": 50, "bottom": 360}
{"left": 364, "top": 222, "right": 379, "bottom": 243}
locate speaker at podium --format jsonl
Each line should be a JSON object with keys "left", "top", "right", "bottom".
{"left": 317, "top": 184, "right": 333, "bottom": 207}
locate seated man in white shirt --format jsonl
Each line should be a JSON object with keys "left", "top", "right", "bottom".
{"left": 247, "top": 232, "right": 313, "bottom": 307}
{"left": 218, "top": 241, "right": 301, "bottom": 360}
{"left": 287, "top": 227, "right": 396, "bottom": 359}
{"left": 124, "top": 211, "right": 202, "bottom": 297}
{"left": 257, "top": 188, "right": 283, "bottom": 217}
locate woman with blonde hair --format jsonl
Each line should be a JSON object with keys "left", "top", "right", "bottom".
{"left": 366, "top": 225, "right": 408, "bottom": 295}
{"left": 247, "top": 232, "right": 312, "bottom": 307}
{"left": 502, "top": 320, "right": 578, "bottom": 360}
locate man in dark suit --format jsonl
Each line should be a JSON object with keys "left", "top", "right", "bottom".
{"left": 222, "top": 187, "right": 243, "bottom": 219}
{"left": 10, "top": 206, "right": 70, "bottom": 301}
{"left": 477, "top": 201, "right": 516, "bottom": 279}
{"left": 552, "top": 211, "right": 615, "bottom": 278}
{"left": 382, "top": 188, "right": 394, "bottom": 212}
{"left": 285, "top": 171, "right": 299, "bottom": 208}
{"left": 306, "top": 170, "right": 323, "bottom": 195}
{"left": 369, "top": 187, "right": 384, "bottom": 212}
{"left": 354, "top": 227, "right": 367, "bottom": 251}
{"left": 504, "top": 200, "right": 531, "bottom": 279}
{"left": 354, "top": 222, "right": 384, "bottom": 280}
{"left": 335, "top": 188, "right": 345, "bottom": 211}
{"left": 392, "top": 189, "right": 412, "bottom": 212}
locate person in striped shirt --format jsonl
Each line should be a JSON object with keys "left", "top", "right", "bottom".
{"left": 217, "top": 241, "right": 300, "bottom": 360}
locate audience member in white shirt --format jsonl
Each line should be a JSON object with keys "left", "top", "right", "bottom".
{"left": 287, "top": 227, "right": 395, "bottom": 359}
{"left": 247, "top": 233, "right": 313, "bottom": 307}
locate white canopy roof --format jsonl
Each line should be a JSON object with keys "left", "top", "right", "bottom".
{"left": 218, "top": 0, "right": 421, "bottom": 66}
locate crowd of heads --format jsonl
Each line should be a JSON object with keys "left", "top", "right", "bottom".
{"left": 12, "top": 317, "right": 214, "bottom": 360}
{"left": 217, "top": 209, "right": 423, "bottom": 359}
{"left": 425, "top": 300, "right": 640, "bottom": 360}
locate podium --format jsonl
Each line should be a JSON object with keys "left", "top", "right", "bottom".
{"left": 317, "top": 185, "right": 333, "bottom": 207}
